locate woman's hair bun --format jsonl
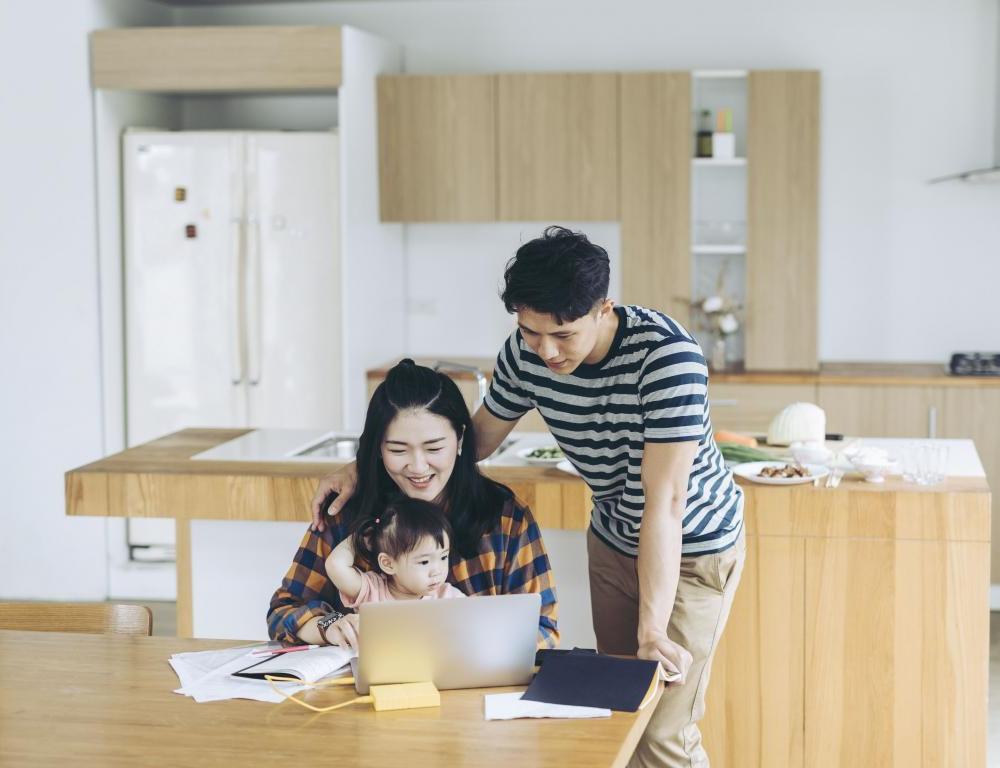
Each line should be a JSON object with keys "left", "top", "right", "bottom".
{"left": 399, "top": 358, "right": 416, "bottom": 368}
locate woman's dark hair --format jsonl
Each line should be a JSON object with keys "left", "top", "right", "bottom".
{"left": 501, "top": 225, "right": 610, "bottom": 323}
{"left": 352, "top": 497, "right": 453, "bottom": 574}
{"left": 342, "top": 359, "right": 510, "bottom": 558}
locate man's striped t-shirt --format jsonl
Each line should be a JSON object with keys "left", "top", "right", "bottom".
{"left": 484, "top": 305, "right": 743, "bottom": 558}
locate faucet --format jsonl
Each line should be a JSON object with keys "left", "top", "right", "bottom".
{"left": 433, "top": 360, "right": 489, "bottom": 414}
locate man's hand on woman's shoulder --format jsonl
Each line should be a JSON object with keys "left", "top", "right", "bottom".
{"left": 310, "top": 462, "right": 359, "bottom": 532}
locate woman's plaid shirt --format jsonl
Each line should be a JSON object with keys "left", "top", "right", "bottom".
{"left": 267, "top": 497, "right": 559, "bottom": 648}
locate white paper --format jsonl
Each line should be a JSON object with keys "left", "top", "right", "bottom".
{"left": 168, "top": 644, "right": 353, "bottom": 704}
{"left": 484, "top": 692, "right": 611, "bottom": 721}
{"left": 237, "top": 645, "right": 355, "bottom": 684}
{"left": 170, "top": 644, "right": 269, "bottom": 691}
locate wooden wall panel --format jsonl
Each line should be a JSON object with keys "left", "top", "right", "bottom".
{"left": 746, "top": 71, "right": 820, "bottom": 371}
{"left": 619, "top": 72, "right": 691, "bottom": 323}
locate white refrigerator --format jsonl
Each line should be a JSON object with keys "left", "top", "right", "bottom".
{"left": 122, "top": 130, "right": 343, "bottom": 551}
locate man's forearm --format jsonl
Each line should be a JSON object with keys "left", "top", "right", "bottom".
{"left": 472, "top": 407, "right": 518, "bottom": 461}
{"left": 636, "top": 499, "right": 684, "bottom": 642}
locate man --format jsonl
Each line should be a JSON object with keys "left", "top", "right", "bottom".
{"left": 313, "top": 226, "right": 744, "bottom": 767}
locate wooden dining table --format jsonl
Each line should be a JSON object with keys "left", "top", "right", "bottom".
{"left": 0, "top": 630, "right": 660, "bottom": 767}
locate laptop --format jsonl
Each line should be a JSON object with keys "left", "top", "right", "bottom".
{"left": 353, "top": 592, "right": 541, "bottom": 693}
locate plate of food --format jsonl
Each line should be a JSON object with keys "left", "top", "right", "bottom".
{"left": 731, "top": 461, "right": 829, "bottom": 486}
{"left": 517, "top": 445, "right": 565, "bottom": 466}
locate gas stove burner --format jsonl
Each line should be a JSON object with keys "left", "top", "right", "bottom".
{"left": 948, "top": 352, "right": 1000, "bottom": 376}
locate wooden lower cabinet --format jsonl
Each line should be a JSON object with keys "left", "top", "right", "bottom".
{"left": 817, "top": 384, "right": 942, "bottom": 438}
{"left": 702, "top": 535, "right": 805, "bottom": 767}
{"left": 940, "top": 387, "right": 1000, "bottom": 581}
{"left": 708, "top": 383, "right": 818, "bottom": 434}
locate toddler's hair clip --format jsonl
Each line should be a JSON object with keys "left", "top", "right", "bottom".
{"left": 374, "top": 517, "right": 381, "bottom": 525}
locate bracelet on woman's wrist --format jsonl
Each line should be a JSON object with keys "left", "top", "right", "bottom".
{"left": 316, "top": 610, "right": 345, "bottom": 644}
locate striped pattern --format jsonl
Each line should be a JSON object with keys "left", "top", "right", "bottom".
{"left": 485, "top": 305, "right": 743, "bottom": 557}
{"left": 268, "top": 497, "right": 559, "bottom": 649}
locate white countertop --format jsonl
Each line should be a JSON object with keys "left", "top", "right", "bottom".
{"left": 191, "top": 429, "right": 985, "bottom": 478}
{"left": 837, "top": 438, "right": 984, "bottom": 477}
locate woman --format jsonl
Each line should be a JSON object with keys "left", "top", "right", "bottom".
{"left": 268, "top": 359, "right": 559, "bottom": 649}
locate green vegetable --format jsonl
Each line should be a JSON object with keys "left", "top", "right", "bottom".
{"left": 526, "top": 446, "right": 564, "bottom": 460}
{"left": 717, "top": 442, "right": 774, "bottom": 464}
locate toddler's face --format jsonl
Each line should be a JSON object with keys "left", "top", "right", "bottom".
{"left": 383, "top": 533, "right": 451, "bottom": 597}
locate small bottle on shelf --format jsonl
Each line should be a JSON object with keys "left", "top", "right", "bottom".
{"left": 695, "top": 110, "right": 713, "bottom": 158}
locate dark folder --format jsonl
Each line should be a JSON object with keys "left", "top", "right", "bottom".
{"left": 521, "top": 650, "right": 661, "bottom": 712}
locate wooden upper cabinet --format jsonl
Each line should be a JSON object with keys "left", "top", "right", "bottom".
{"left": 619, "top": 72, "right": 691, "bottom": 323}
{"left": 378, "top": 75, "right": 497, "bottom": 222}
{"left": 497, "top": 73, "right": 619, "bottom": 221}
{"left": 746, "top": 71, "right": 820, "bottom": 371}
{"left": 90, "top": 26, "right": 342, "bottom": 92}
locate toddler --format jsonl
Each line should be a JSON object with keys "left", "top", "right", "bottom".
{"left": 326, "top": 497, "right": 466, "bottom": 607}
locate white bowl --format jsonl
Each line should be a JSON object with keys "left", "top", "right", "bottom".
{"left": 850, "top": 459, "right": 899, "bottom": 483}
{"left": 789, "top": 442, "right": 833, "bottom": 465}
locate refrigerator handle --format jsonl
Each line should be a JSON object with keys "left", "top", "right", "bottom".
{"left": 229, "top": 215, "right": 245, "bottom": 386}
{"left": 246, "top": 210, "right": 262, "bottom": 388}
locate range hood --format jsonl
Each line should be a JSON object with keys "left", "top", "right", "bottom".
{"left": 928, "top": 165, "right": 1000, "bottom": 184}
{"left": 930, "top": 3, "right": 1000, "bottom": 183}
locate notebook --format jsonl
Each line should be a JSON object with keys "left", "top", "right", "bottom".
{"left": 232, "top": 646, "right": 355, "bottom": 684}
{"left": 521, "top": 650, "right": 662, "bottom": 712}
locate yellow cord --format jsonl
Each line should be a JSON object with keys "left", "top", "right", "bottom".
{"left": 266, "top": 675, "right": 371, "bottom": 713}
{"left": 266, "top": 674, "right": 357, "bottom": 688}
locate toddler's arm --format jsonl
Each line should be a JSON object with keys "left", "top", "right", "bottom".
{"left": 325, "top": 537, "right": 364, "bottom": 603}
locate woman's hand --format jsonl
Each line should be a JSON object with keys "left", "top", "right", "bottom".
{"left": 637, "top": 630, "right": 693, "bottom": 684}
{"left": 323, "top": 613, "right": 361, "bottom": 650}
{"left": 310, "top": 462, "right": 359, "bottom": 532}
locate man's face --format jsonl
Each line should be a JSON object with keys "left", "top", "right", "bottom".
{"left": 516, "top": 307, "right": 603, "bottom": 375}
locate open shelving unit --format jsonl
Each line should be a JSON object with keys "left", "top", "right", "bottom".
{"left": 690, "top": 70, "right": 748, "bottom": 367}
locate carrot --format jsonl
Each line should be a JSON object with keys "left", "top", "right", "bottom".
{"left": 714, "top": 430, "right": 758, "bottom": 448}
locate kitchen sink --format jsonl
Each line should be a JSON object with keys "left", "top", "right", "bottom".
{"left": 292, "top": 435, "right": 359, "bottom": 459}
{"left": 190, "top": 429, "right": 555, "bottom": 466}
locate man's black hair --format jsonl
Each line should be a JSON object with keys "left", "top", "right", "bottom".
{"left": 500, "top": 225, "right": 610, "bottom": 324}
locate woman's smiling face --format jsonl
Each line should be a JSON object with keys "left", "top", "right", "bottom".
{"left": 380, "top": 408, "right": 459, "bottom": 502}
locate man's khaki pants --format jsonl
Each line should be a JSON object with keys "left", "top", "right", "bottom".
{"left": 587, "top": 528, "right": 746, "bottom": 768}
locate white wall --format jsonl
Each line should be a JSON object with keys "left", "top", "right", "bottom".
{"left": 0, "top": 0, "right": 175, "bottom": 600}
{"left": 3, "top": 0, "right": 998, "bottom": 612}
{"left": 179, "top": 0, "right": 1000, "bottom": 363}
{"left": 403, "top": 222, "right": 621, "bottom": 356}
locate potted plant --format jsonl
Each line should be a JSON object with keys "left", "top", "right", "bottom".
{"left": 690, "top": 268, "right": 742, "bottom": 371}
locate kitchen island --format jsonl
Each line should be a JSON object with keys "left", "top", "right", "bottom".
{"left": 66, "top": 428, "right": 990, "bottom": 767}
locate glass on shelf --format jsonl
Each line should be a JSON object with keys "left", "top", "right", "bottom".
{"left": 694, "top": 220, "right": 746, "bottom": 246}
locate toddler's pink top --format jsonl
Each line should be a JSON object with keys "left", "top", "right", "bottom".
{"left": 340, "top": 570, "right": 466, "bottom": 608}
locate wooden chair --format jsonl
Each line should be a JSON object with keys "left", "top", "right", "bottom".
{"left": 0, "top": 602, "right": 153, "bottom": 636}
